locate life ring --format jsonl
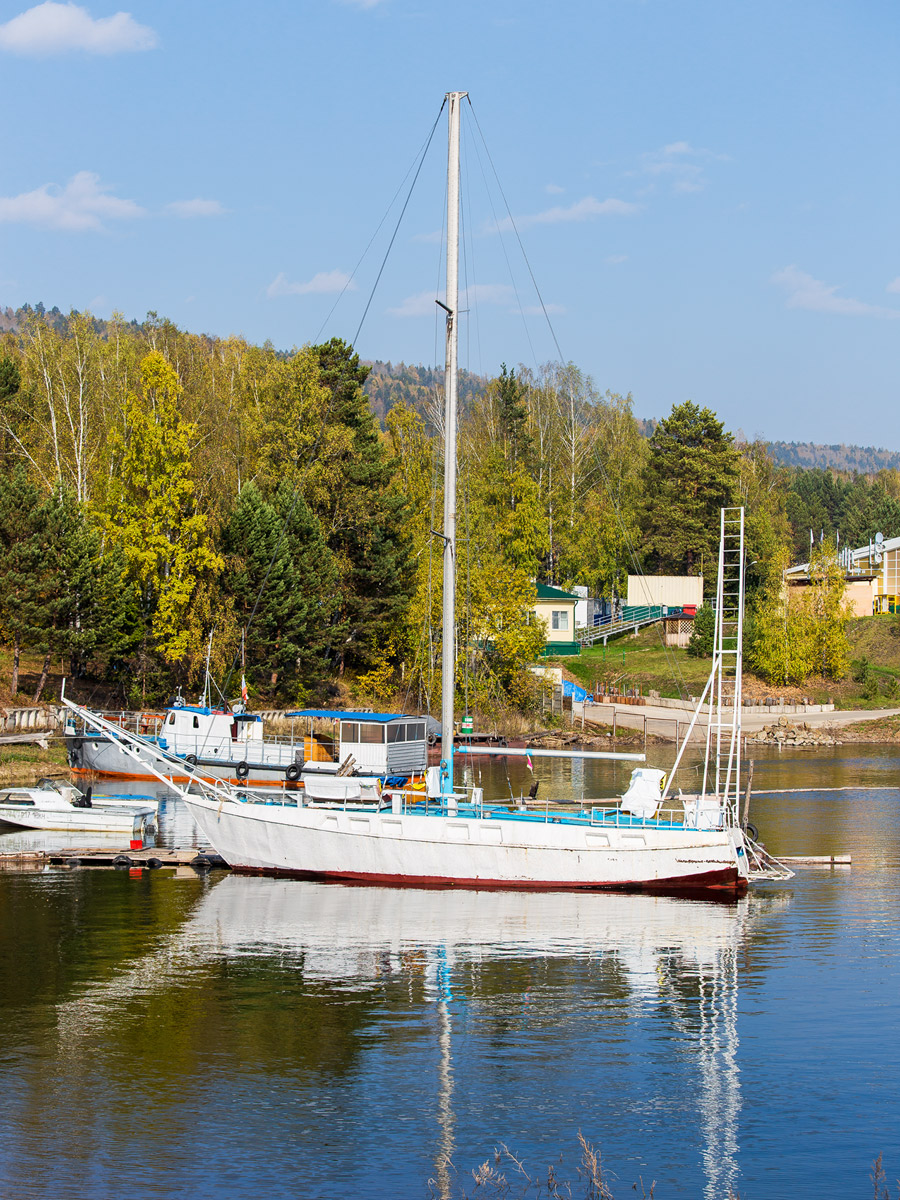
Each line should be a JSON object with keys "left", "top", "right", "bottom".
{"left": 285, "top": 762, "right": 301, "bottom": 782}
{"left": 236, "top": 761, "right": 250, "bottom": 780}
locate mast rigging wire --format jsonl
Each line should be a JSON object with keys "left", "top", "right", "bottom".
{"left": 352, "top": 100, "right": 446, "bottom": 347}
{"left": 466, "top": 96, "right": 691, "bottom": 698}
{"left": 221, "top": 103, "right": 447, "bottom": 704}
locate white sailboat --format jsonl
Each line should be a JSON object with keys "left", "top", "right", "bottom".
{"left": 63, "top": 92, "right": 751, "bottom": 893}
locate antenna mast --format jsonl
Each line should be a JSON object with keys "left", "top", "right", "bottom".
{"left": 440, "top": 91, "right": 467, "bottom": 795}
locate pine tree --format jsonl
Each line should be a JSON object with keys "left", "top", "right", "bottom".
{"left": 641, "top": 401, "right": 740, "bottom": 577}
{"left": 495, "top": 363, "right": 530, "bottom": 469}
{"left": 309, "top": 338, "right": 413, "bottom": 673}
{"left": 0, "top": 468, "right": 45, "bottom": 695}
{"left": 220, "top": 482, "right": 340, "bottom": 701}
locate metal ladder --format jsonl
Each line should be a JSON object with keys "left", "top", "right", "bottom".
{"left": 701, "top": 508, "right": 745, "bottom": 823}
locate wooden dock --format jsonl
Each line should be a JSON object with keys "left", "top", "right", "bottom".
{"left": 0, "top": 848, "right": 229, "bottom": 871}
{"left": 779, "top": 854, "right": 852, "bottom": 865}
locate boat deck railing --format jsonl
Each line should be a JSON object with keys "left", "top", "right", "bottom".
{"left": 224, "top": 784, "right": 732, "bottom": 833}
{"left": 65, "top": 712, "right": 307, "bottom": 765}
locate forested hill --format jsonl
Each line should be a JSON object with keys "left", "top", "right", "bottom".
{"left": 7, "top": 304, "right": 899, "bottom": 470}
{"left": 363, "top": 360, "right": 485, "bottom": 425}
{"left": 764, "top": 441, "right": 900, "bottom": 473}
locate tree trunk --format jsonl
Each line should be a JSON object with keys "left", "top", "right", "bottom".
{"left": 11, "top": 634, "right": 19, "bottom": 696}
{"left": 32, "top": 651, "right": 51, "bottom": 704}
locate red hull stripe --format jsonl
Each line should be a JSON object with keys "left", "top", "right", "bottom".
{"left": 230, "top": 864, "right": 747, "bottom": 896}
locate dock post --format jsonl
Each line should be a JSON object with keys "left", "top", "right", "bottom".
{"left": 741, "top": 759, "right": 754, "bottom": 831}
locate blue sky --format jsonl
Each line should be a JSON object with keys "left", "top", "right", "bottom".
{"left": 1, "top": 0, "right": 898, "bottom": 446}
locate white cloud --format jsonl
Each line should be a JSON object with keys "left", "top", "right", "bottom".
{"left": 335, "top": 0, "right": 384, "bottom": 8}
{"left": 662, "top": 141, "right": 695, "bottom": 156}
{"left": 387, "top": 290, "right": 435, "bottom": 318}
{"left": 605, "top": 254, "right": 628, "bottom": 264}
{"left": 887, "top": 277, "right": 900, "bottom": 294}
{"left": 165, "top": 198, "right": 227, "bottom": 219}
{"left": 0, "top": 2, "right": 157, "bottom": 56}
{"left": 267, "top": 269, "right": 356, "bottom": 299}
{"left": 464, "top": 283, "right": 516, "bottom": 306}
{"left": 772, "top": 265, "right": 900, "bottom": 319}
{"left": 545, "top": 183, "right": 564, "bottom": 195}
{"left": 488, "top": 195, "right": 637, "bottom": 234}
{"left": 636, "top": 141, "right": 727, "bottom": 194}
{"left": 0, "top": 170, "right": 144, "bottom": 231}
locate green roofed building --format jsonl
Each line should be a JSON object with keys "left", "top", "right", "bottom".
{"left": 534, "top": 584, "right": 581, "bottom": 656}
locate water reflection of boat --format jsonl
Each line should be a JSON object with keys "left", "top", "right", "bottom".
{"left": 53, "top": 877, "right": 787, "bottom": 1200}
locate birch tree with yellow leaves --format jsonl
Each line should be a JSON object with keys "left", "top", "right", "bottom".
{"left": 101, "top": 350, "right": 223, "bottom": 693}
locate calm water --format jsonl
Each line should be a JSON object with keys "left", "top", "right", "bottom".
{"left": 0, "top": 748, "right": 899, "bottom": 1198}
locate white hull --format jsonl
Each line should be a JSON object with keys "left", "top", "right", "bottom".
{"left": 0, "top": 803, "right": 149, "bottom": 834}
{"left": 184, "top": 793, "right": 749, "bottom": 893}
{"left": 68, "top": 735, "right": 299, "bottom": 789}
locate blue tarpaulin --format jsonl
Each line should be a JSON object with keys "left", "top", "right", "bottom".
{"left": 561, "top": 680, "right": 590, "bottom": 702}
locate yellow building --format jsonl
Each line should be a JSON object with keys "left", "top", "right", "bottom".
{"left": 533, "top": 584, "right": 581, "bottom": 656}
{"left": 785, "top": 535, "right": 900, "bottom": 616}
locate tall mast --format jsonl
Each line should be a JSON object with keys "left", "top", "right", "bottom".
{"left": 440, "top": 91, "right": 466, "bottom": 795}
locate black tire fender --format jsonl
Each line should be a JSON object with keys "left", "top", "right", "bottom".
{"left": 285, "top": 762, "right": 301, "bottom": 782}
{"left": 236, "top": 761, "right": 250, "bottom": 780}
{"left": 745, "top": 821, "right": 759, "bottom": 842}
{"left": 112, "top": 854, "right": 133, "bottom": 869}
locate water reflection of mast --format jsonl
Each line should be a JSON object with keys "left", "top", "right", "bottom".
{"left": 427, "top": 946, "right": 456, "bottom": 1200}
{"left": 649, "top": 897, "right": 753, "bottom": 1200}
{"left": 697, "top": 927, "right": 740, "bottom": 1200}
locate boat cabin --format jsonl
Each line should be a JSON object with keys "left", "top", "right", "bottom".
{"left": 159, "top": 704, "right": 264, "bottom": 758}
{"left": 290, "top": 710, "right": 427, "bottom": 776}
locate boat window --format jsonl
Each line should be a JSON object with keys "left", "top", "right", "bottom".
{"left": 341, "top": 722, "right": 359, "bottom": 743}
{"left": 408, "top": 722, "right": 425, "bottom": 741}
{"left": 168, "top": 712, "right": 176, "bottom": 725}
{"left": 387, "top": 724, "right": 405, "bottom": 743}
{"left": 358, "top": 722, "right": 385, "bottom": 744}
{"left": 193, "top": 715, "right": 200, "bottom": 729}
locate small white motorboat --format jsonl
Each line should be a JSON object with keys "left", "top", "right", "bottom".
{"left": 0, "top": 781, "right": 156, "bottom": 835}
{"left": 33, "top": 778, "right": 160, "bottom": 813}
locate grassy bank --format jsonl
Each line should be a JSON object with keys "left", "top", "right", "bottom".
{"left": 545, "top": 616, "right": 900, "bottom": 712}
{"left": 0, "top": 742, "right": 68, "bottom": 786}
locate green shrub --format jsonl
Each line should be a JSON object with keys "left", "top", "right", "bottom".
{"left": 687, "top": 605, "right": 715, "bottom": 658}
